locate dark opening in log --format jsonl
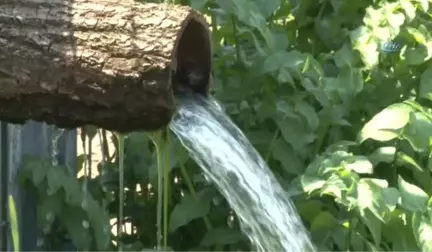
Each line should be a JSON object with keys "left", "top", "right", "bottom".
{"left": 0, "top": 0, "right": 212, "bottom": 133}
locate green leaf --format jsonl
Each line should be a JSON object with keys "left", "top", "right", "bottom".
{"left": 295, "top": 200, "right": 323, "bottom": 223}
{"left": 271, "top": 138, "right": 304, "bottom": 175}
{"left": 217, "top": 0, "right": 275, "bottom": 50}
{"left": 295, "top": 99, "right": 320, "bottom": 131}
{"left": 400, "top": 0, "right": 416, "bottom": 21}
{"left": 84, "top": 195, "right": 110, "bottom": 250}
{"left": 310, "top": 211, "right": 337, "bottom": 231}
{"left": 59, "top": 207, "right": 92, "bottom": 250}
{"left": 343, "top": 156, "right": 373, "bottom": 174}
{"left": 37, "top": 192, "right": 63, "bottom": 230}
{"left": 169, "top": 191, "right": 212, "bottom": 232}
{"left": 300, "top": 175, "right": 326, "bottom": 194}
{"left": 262, "top": 51, "right": 306, "bottom": 74}
{"left": 46, "top": 166, "right": 65, "bottom": 195}
{"left": 338, "top": 65, "right": 364, "bottom": 96}
{"left": 320, "top": 174, "right": 347, "bottom": 200}
{"left": 360, "top": 208, "right": 382, "bottom": 246}
{"left": 403, "top": 111, "right": 432, "bottom": 152}
{"left": 395, "top": 152, "right": 424, "bottom": 172}
{"left": 357, "top": 178, "right": 389, "bottom": 223}
{"left": 359, "top": 103, "right": 412, "bottom": 143}
{"left": 251, "top": 0, "right": 280, "bottom": 18}
{"left": 200, "top": 228, "right": 244, "bottom": 246}
{"left": 383, "top": 187, "right": 400, "bottom": 212}
{"left": 350, "top": 26, "right": 379, "bottom": 68}
{"left": 333, "top": 43, "right": 357, "bottom": 67}
{"left": 384, "top": 210, "right": 420, "bottom": 251}
{"left": 398, "top": 176, "right": 428, "bottom": 212}
{"left": 62, "top": 176, "right": 83, "bottom": 206}
{"left": 419, "top": 68, "right": 432, "bottom": 100}
{"left": 8, "top": 195, "right": 19, "bottom": 252}
{"left": 368, "top": 146, "right": 396, "bottom": 165}
{"left": 20, "top": 156, "right": 49, "bottom": 187}
{"left": 190, "top": 0, "right": 207, "bottom": 11}
{"left": 276, "top": 118, "right": 314, "bottom": 157}
{"left": 403, "top": 44, "right": 431, "bottom": 65}
{"left": 364, "top": 239, "right": 381, "bottom": 251}
{"left": 412, "top": 211, "right": 432, "bottom": 251}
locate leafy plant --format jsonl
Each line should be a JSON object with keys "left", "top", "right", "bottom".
{"left": 8, "top": 195, "right": 19, "bottom": 252}
{"left": 16, "top": 0, "right": 432, "bottom": 251}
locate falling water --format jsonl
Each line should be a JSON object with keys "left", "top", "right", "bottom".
{"left": 170, "top": 93, "right": 316, "bottom": 252}
{"left": 50, "top": 126, "right": 65, "bottom": 166}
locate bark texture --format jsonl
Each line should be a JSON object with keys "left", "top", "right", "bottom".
{"left": 0, "top": 0, "right": 212, "bottom": 133}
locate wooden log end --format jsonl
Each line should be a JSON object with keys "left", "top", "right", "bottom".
{"left": 0, "top": 1, "right": 212, "bottom": 133}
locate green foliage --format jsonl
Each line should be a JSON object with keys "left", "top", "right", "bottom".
{"left": 17, "top": 0, "right": 432, "bottom": 251}
{"left": 18, "top": 156, "right": 111, "bottom": 251}
{"left": 8, "top": 195, "right": 19, "bottom": 252}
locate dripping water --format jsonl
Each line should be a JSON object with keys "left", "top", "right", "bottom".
{"left": 170, "top": 92, "right": 316, "bottom": 252}
{"left": 50, "top": 126, "right": 64, "bottom": 167}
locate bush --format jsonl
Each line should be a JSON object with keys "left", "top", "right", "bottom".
{"left": 18, "top": 0, "right": 432, "bottom": 251}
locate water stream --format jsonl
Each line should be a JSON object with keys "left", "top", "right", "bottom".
{"left": 170, "top": 92, "right": 316, "bottom": 252}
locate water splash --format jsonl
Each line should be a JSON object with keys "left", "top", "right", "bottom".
{"left": 170, "top": 93, "right": 316, "bottom": 252}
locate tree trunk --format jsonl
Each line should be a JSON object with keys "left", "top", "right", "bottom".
{"left": 0, "top": 0, "right": 212, "bottom": 133}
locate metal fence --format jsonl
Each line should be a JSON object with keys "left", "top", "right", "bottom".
{"left": 0, "top": 122, "right": 77, "bottom": 251}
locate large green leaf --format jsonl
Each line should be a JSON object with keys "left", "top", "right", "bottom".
{"left": 343, "top": 156, "right": 373, "bottom": 174}
{"left": 357, "top": 178, "right": 389, "bottom": 222}
{"left": 169, "top": 190, "right": 212, "bottom": 232}
{"left": 412, "top": 210, "right": 432, "bottom": 251}
{"left": 402, "top": 111, "right": 432, "bottom": 152}
{"left": 37, "top": 192, "right": 63, "bottom": 229}
{"left": 395, "top": 151, "right": 424, "bottom": 172}
{"left": 310, "top": 211, "right": 337, "bottom": 231}
{"left": 46, "top": 166, "right": 66, "bottom": 195}
{"left": 360, "top": 208, "right": 382, "bottom": 246}
{"left": 419, "top": 68, "right": 432, "bottom": 100}
{"left": 84, "top": 195, "right": 111, "bottom": 250}
{"left": 359, "top": 103, "right": 412, "bottom": 143}
{"left": 398, "top": 176, "right": 429, "bottom": 212}
{"left": 271, "top": 138, "right": 304, "bottom": 175}
{"left": 59, "top": 207, "right": 92, "bottom": 250}
{"left": 368, "top": 146, "right": 396, "bottom": 165}
{"left": 300, "top": 175, "right": 326, "bottom": 194}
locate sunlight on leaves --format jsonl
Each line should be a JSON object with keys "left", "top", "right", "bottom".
{"left": 357, "top": 178, "right": 389, "bottom": 223}
{"left": 412, "top": 210, "right": 432, "bottom": 251}
{"left": 359, "top": 103, "right": 412, "bottom": 143}
{"left": 398, "top": 175, "right": 428, "bottom": 212}
{"left": 343, "top": 156, "right": 373, "bottom": 174}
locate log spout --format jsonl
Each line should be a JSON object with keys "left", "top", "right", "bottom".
{"left": 0, "top": 0, "right": 212, "bottom": 133}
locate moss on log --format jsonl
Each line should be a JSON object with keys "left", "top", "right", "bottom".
{"left": 0, "top": 0, "right": 212, "bottom": 133}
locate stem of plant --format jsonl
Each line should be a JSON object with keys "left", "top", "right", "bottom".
{"left": 115, "top": 133, "right": 125, "bottom": 252}
{"left": 343, "top": 213, "right": 354, "bottom": 251}
{"left": 391, "top": 138, "right": 401, "bottom": 187}
{"left": 147, "top": 129, "right": 169, "bottom": 251}
{"left": 162, "top": 131, "right": 170, "bottom": 249}
{"left": 156, "top": 143, "right": 163, "bottom": 250}
{"left": 231, "top": 16, "right": 242, "bottom": 66}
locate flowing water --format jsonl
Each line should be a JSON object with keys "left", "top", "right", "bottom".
{"left": 170, "top": 92, "right": 316, "bottom": 252}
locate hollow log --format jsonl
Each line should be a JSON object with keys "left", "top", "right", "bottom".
{"left": 0, "top": 0, "right": 212, "bottom": 133}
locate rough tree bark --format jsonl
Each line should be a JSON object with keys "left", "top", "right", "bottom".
{"left": 0, "top": 0, "right": 212, "bottom": 133}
